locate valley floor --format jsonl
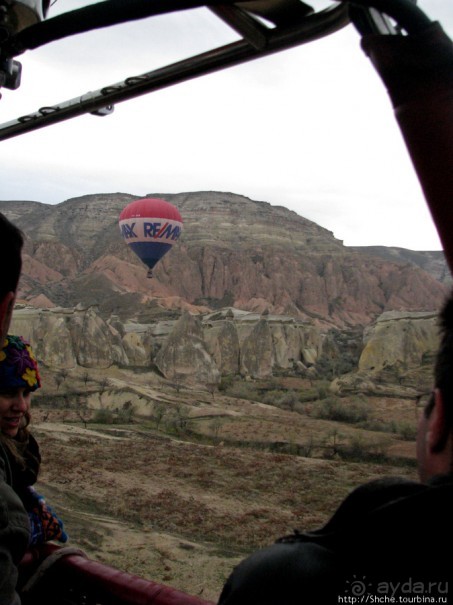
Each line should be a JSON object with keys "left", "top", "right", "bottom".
{"left": 32, "top": 373, "right": 419, "bottom": 602}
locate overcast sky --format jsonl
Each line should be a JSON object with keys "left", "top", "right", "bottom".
{"left": 0, "top": 0, "right": 451, "bottom": 250}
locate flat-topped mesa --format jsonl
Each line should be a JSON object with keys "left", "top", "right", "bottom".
{"left": 0, "top": 192, "right": 448, "bottom": 326}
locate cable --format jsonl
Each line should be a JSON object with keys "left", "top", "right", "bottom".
{"left": 9, "top": 0, "right": 227, "bottom": 55}
{"left": 7, "top": 0, "right": 433, "bottom": 58}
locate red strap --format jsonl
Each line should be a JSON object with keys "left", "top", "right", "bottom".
{"left": 362, "top": 23, "right": 453, "bottom": 272}
{"left": 20, "top": 544, "right": 214, "bottom": 605}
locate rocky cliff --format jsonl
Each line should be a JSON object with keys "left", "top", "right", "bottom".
{"left": 0, "top": 191, "right": 448, "bottom": 327}
{"left": 10, "top": 305, "right": 128, "bottom": 369}
{"left": 359, "top": 310, "right": 439, "bottom": 373}
{"left": 350, "top": 246, "right": 451, "bottom": 285}
{"left": 330, "top": 310, "right": 440, "bottom": 397}
{"left": 10, "top": 302, "right": 441, "bottom": 388}
{"left": 10, "top": 305, "right": 326, "bottom": 382}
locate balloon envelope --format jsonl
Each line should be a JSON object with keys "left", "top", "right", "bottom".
{"left": 119, "top": 198, "right": 183, "bottom": 271}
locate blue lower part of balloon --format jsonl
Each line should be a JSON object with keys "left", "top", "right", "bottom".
{"left": 128, "top": 242, "right": 173, "bottom": 270}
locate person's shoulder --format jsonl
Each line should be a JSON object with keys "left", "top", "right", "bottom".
{"left": 298, "top": 476, "right": 423, "bottom": 541}
{"left": 26, "top": 432, "right": 41, "bottom": 459}
{"left": 0, "top": 439, "right": 12, "bottom": 483}
{"left": 339, "top": 476, "right": 425, "bottom": 509}
{"left": 27, "top": 432, "right": 39, "bottom": 447}
{"left": 218, "top": 539, "right": 340, "bottom": 604}
{"left": 343, "top": 475, "right": 453, "bottom": 579}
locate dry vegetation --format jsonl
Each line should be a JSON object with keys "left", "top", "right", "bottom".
{"left": 30, "top": 367, "right": 420, "bottom": 603}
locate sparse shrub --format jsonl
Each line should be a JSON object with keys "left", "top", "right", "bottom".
{"left": 299, "top": 389, "right": 319, "bottom": 403}
{"left": 293, "top": 401, "right": 309, "bottom": 415}
{"left": 322, "top": 428, "right": 345, "bottom": 458}
{"left": 395, "top": 422, "right": 417, "bottom": 441}
{"left": 224, "top": 382, "right": 261, "bottom": 401}
{"left": 358, "top": 419, "right": 390, "bottom": 433}
{"left": 165, "top": 405, "right": 191, "bottom": 435}
{"left": 207, "top": 383, "right": 217, "bottom": 399}
{"left": 315, "top": 356, "right": 357, "bottom": 380}
{"left": 209, "top": 417, "right": 222, "bottom": 439}
{"left": 92, "top": 408, "right": 114, "bottom": 424}
{"left": 261, "top": 389, "right": 283, "bottom": 405}
{"left": 299, "top": 435, "right": 315, "bottom": 457}
{"left": 218, "top": 375, "right": 235, "bottom": 391}
{"left": 170, "top": 373, "right": 184, "bottom": 393}
{"left": 358, "top": 419, "right": 417, "bottom": 441}
{"left": 342, "top": 434, "right": 370, "bottom": 459}
{"left": 316, "top": 384, "right": 330, "bottom": 400}
{"left": 314, "top": 358, "right": 336, "bottom": 380}
{"left": 97, "top": 378, "right": 111, "bottom": 404}
{"left": 262, "top": 390, "right": 299, "bottom": 411}
{"left": 341, "top": 435, "right": 391, "bottom": 462}
{"left": 278, "top": 391, "right": 299, "bottom": 410}
{"left": 78, "top": 411, "right": 89, "bottom": 429}
{"left": 117, "top": 404, "right": 135, "bottom": 424}
{"left": 152, "top": 402, "right": 166, "bottom": 431}
{"left": 312, "top": 397, "right": 370, "bottom": 424}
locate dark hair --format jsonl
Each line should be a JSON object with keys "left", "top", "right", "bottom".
{"left": 0, "top": 410, "right": 31, "bottom": 469}
{"left": 0, "top": 213, "right": 23, "bottom": 298}
{"left": 434, "top": 290, "right": 453, "bottom": 423}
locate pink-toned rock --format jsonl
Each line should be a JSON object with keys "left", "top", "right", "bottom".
{"left": 1, "top": 192, "right": 448, "bottom": 326}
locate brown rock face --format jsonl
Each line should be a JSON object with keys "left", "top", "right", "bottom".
{"left": 10, "top": 306, "right": 128, "bottom": 369}
{"left": 205, "top": 321, "right": 240, "bottom": 376}
{"left": 0, "top": 192, "right": 448, "bottom": 326}
{"left": 359, "top": 310, "right": 440, "bottom": 372}
{"left": 155, "top": 312, "right": 220, "bottom": 384}
{"left": 240, "top": 319, "right": 274, "bottom": 378}
{"left": 9, "top": 302, "right": 441, "bottom": 384}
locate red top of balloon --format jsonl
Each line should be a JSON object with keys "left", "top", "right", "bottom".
{"left": 119, "top": 198, "right": 182, "bottom": 222}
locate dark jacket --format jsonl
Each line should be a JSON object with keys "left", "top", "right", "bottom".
{"left": 7, "top": 433, "right": 41, "bottom": 510}
{"left": 0, "top": 440, "right": 31, "bottom": 605}
{"left": 218, "top": 476, "right": 453, "bottom": 604}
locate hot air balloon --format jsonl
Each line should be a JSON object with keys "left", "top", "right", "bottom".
{"left": 119, "top": 198, "right": 183, "bottom": 277}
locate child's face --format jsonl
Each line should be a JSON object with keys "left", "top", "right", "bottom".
{"left": 0, "top": 387, "right": 31, "bottom": 437}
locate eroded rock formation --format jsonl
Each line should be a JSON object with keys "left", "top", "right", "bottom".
{"left": 10, "top": 305, "right": 325, "bottom": 381}
{"left": 155, "top": 312, "right": 220, "bottom": 385}
{"left": 359, "top": 310, "right": 440, "bottom": 373}
{"left": 10, "top": 306, "right": 127, "bottom": 369}
{"left": 9, "top": 302, "right": 443, "bottom": 385}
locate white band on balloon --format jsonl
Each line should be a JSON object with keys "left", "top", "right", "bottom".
{"left": 119, "top": 217, "right": 183, "bottom": 244}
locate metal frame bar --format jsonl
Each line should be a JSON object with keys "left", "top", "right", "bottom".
{"left": 7, "top": 0, "right": 430, "bottom": 55}
{"left": 0, "top": 3, "right": 349, "bottom": 141}
{"left": 0, "top": 0, "right": 434, "bottom": 141}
